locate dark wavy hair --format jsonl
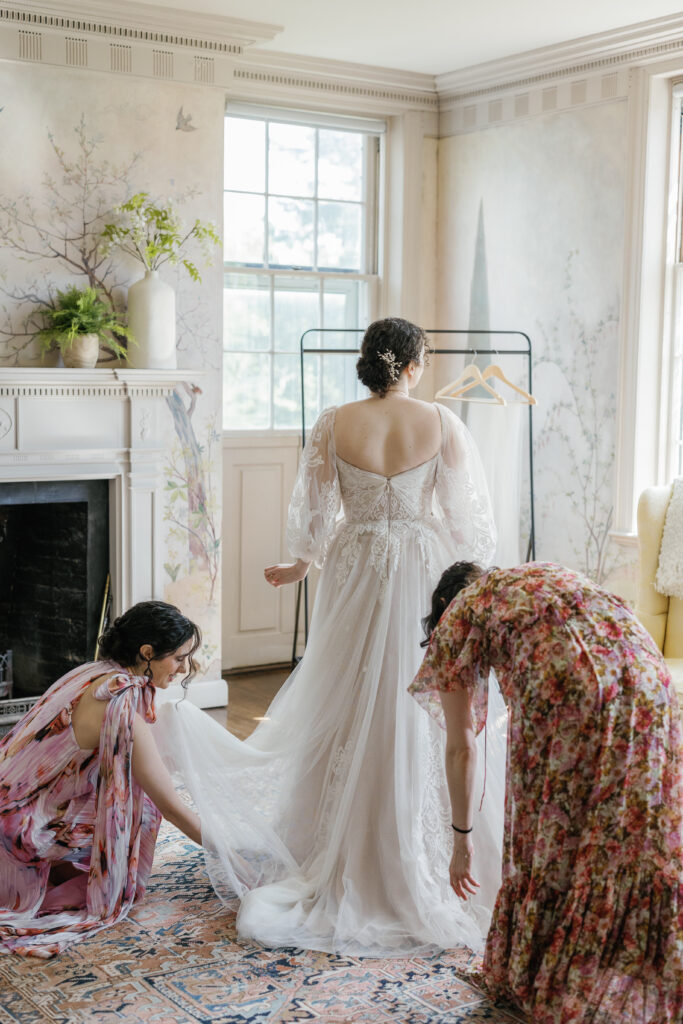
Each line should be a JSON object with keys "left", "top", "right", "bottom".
{"left": 98, "top": 600, "right": 201, "bottom": 687}
{"left": 420, "top": 561, "right": 487, "bottom": 647}
{"left": 356, "top": 317, "right": 428, "bottom": 397}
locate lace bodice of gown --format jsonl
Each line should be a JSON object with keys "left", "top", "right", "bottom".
{"left": 336, "top": 455, "right": 437, "bottom": 526}
{"left": 286, "top": 402, "right": 496, "bottom": 592}
{"left": 334, "top": 456, "right": 440, "bottom": 592}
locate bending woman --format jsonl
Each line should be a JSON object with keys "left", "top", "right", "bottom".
{"left": 0, "top": 601, "right": 202, "bottom": 958}
{"left": 411, "top": 560, "right": 683, "bottom": 1024}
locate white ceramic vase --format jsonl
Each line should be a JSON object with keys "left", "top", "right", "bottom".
{"left": 126, "top": 270, "right": 177, "bottom": 370}
{"left": 62, "top": 333, "right": 100, "bottom": 369}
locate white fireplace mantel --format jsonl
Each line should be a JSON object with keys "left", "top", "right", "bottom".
{"left": 0, "top": 367, "right": 203, "bottom": 616}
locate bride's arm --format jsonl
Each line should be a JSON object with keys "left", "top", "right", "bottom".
{"left": 265, "top": 409, "right": 340, "bottom": 584}
{"left": 264, "top": 559, "right": 310, "bottom": 587}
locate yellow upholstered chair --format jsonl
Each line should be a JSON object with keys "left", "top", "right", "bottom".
{"left": 636, "top": 485, "right": 683, "bottom": 717}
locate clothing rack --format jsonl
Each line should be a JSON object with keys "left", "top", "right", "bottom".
{"left": 292, "top": 328, "right": 535, "bottom": 664}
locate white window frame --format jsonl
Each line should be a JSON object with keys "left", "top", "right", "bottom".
{"left": 614, "top": 59, "right": 683, "bottom": 541}
{"left": 662, "top": 83, "right": 683, "bottom": 480}
{"left": 223, "top": 104, "right": 384, "bottom": 434}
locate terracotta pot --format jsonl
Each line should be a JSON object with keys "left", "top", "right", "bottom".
{"left": 62, "top": 333, "right": 100, "bottom": 369}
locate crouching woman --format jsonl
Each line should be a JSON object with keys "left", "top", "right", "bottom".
{"left": 0, "top": 601, "right": 202, "bottom": 957}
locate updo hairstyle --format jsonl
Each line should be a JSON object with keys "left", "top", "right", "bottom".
{"left": 356, "top": 317, "right": 428, "bottom": 397}
{"left": 420, "top": 561, "right": 487, "bottom": 646}
{"left": 98, "top": 600, "right": 201, "bottom": 686}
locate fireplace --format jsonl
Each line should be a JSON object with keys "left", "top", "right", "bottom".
{"left": 0, "top": 366, "right": 225, "bottom": 733}
{"left": 0, "top": 479, "right": 109, "bottom": 699}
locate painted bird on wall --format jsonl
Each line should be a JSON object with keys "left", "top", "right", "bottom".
{"left": 176, "top": 107, "right": 197, "bottom": 132}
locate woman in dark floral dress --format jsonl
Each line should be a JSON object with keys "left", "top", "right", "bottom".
{"left": 410, "top": 561, "right": 683, "bottom": 1024}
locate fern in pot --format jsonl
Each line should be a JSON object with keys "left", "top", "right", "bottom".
{"left": 37, "top": 286, "right": 134, "bottom": 368}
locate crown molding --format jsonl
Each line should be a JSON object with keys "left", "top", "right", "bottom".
{"left": 437, "top": 12, "right": 683, "bottom": 104}
{"left": 230, "top": 48, "right": 438, "bottom": 114}
{"left": 0, "top": 0, "right": 282, "bottom": 54}
{"left": 0, "top": 0, "right": 438, "bottom": 114}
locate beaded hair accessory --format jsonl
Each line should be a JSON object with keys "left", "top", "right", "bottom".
{"left": 378, "top": 349, "right": 401, "bottom": 382}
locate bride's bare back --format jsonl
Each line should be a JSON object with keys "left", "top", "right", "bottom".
{"left": 334, "top": 396, "right": 441, "bottom": 479}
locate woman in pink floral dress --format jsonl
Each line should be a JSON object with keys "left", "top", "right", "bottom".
{"left": 0, "top": 601, "right": 202, "bottom": 958}
{"left": 410, "top": 561, "right": 683, "bottom": 1024}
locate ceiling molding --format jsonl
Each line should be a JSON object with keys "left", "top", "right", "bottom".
{"left": 0, "top": 0, "right": 282, "bottom": 54}
{"left": 230, "top": 49, "right": 438, "bottom": 114}
{"left": 437, "top": 11, "right": 683, "bottom": 104}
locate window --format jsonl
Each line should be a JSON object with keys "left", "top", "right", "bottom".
{"left": 669, "top": 88, "right": 683, "bottom": 477}
{"left": 223, "top": 109, "right": 382, "bottom": 430}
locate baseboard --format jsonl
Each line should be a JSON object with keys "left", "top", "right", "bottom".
{"left": 157, "top": 677, "right": 229, "bottom": 709}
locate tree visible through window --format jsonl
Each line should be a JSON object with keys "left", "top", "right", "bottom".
{"left": 223, "top": 112, "right": 381, "bottom": 430}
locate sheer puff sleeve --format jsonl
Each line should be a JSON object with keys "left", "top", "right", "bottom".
{"left": 434, "top": 403, "right": 496, "bottom": 566}
{"left": 409, "top": 594, "right": 491, "bottom": 735}
{"left": 286, "top": 407, "right": 341, "bottom": 568}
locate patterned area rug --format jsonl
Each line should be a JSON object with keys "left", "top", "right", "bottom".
{"left": 0, "top": 824, "right": 526, "bottom": 1023}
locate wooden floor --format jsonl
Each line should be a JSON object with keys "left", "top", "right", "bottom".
{"left": 206, "top": 666, "right": 290, "bottom": 740}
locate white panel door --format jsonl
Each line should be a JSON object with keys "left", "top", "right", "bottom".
{"left": 222, "top": 435, "right": 304, "bottom": 670}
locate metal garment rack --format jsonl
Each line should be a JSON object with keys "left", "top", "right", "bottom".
{"left": 291, "top": 328, "right": 536, "bottom": 665}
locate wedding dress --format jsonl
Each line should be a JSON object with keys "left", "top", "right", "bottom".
{"left": 154, "top": 402, "right": 508, "bottom": 956}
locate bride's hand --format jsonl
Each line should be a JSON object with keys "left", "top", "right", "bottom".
{"left": 264, "top": 560, "right": 310, "bottom": 587}
{"left": 449, "top": 834, "right": 479, "bottom": 900}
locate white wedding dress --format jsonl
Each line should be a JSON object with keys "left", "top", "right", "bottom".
{"left": 155, "top": 402, "right": 507, "bottom": 956}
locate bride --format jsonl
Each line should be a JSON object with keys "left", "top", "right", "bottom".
{"left": 155, "top": 317, "right": 507, "bottom": 956}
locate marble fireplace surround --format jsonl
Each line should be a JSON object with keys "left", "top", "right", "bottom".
{"left": 0, "top": 367, "right": 226, "bottom": 709}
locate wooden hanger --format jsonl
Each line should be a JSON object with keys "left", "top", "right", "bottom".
{"left": 435, "top": 363, "right": 506, "bottom": 405}
{"left": 481, "top": 364, "right": 537, "bottom": 405}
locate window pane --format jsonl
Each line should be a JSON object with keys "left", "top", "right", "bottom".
{"left": 224, "top": 274, "right": 270, "bottom": 351}
{"left": 317, "top": 202, "right": 362, "bottom": 271}
{"left": 224, "top": 353, "right": 270, "bottom": 429}
{"left": 273, "top": 353, "right": 301, "bottom": 429}
{"left": 318, "top": 130, "right": 364, "bottom": 201}
{"left": 273, "top": 354, "right": 320, "bottom": 429}
{"left": 323, "top": 279, "right": 368, "bottom": 346}
{"left": 321, "top": 352, "right": 364, "bottom": 409}
{"left": 225, "top": 117, "right": 265, "bottom": 192}
{"left": 268, "top": 198, "right": 314, "bottom": 268}
{"left": 268, "top": 123, "right": 315, "bottom": 197}
{"left": 224, "top": 192, "right": 265, "bottom": 265}
{"left": 273, "top": 278, "right": 319, "bottom": 352}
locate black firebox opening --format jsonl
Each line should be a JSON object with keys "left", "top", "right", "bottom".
{"left": 0, "top": 480, "right": 109, "bottom": 699}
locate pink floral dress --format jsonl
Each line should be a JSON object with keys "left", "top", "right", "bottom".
{"left": 410, "top": 562, "right": 683, "bottom": 1024}
{"left": 0, "top": 662, "right": 161, "bottom": 958}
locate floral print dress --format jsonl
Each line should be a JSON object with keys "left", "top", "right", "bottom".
{"left": 410, "top": 562, "right": 683, "bottom": 1024}
{"left": 0, "top": 662, "right": 161, "bottom": 958}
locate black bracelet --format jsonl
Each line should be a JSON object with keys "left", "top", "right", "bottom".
{"left": 452, "top": 824, "right": 473, "bottom": 834}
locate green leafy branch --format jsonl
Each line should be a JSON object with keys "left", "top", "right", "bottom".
{"left": 100, "top": 192, "right": 220, "bottom": 281}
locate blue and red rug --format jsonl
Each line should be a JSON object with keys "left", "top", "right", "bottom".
{"left": 0, "top": 825, "right": 525, "bottom": 1023}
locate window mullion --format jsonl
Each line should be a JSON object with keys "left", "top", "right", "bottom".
{"left": 313, "top": 128, "right": 319, "bottom": 272}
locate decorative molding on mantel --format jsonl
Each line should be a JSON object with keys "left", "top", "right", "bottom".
{"left": 0, "top": 364, "right": 207, "bottom": 612}
{"left": 0, "top": 367, "right": 204, "bottom": 398}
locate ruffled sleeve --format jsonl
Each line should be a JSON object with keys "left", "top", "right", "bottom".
{"left": 409, "top": 592, "right": 491, "bottom": 735}
{"left": 434, "top": 403, "right": 496, "bottom": 566}
{"left": 286, "top": 407, "right": 341, "bottom": 568}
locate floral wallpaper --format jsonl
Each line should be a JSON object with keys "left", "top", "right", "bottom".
{"left": 0, "top": 62, "right": 224, "bottom": 674}
{"left": 436, "top": 101, "right": 636, "bottom": 596}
